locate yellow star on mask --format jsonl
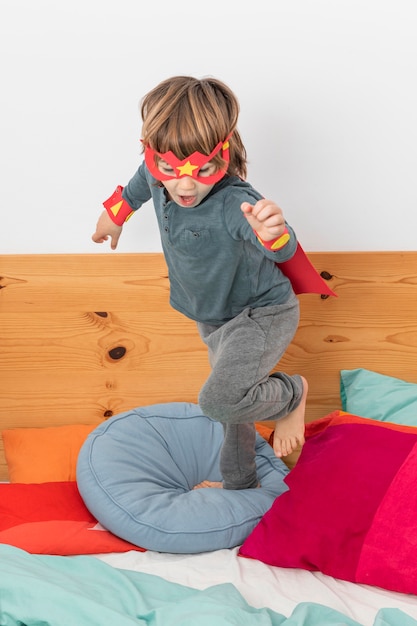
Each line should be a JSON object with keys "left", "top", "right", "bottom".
{"left": 177, "top": 160, "right": 199, "bottom": 177}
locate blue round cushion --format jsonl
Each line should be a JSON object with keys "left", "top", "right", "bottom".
{"left": 76, "top": 402, "right": 289, "bottom": 553}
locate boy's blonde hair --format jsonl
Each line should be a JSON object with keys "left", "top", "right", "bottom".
{"left": 141, "top": 76, "right": 247, "bottom": 179}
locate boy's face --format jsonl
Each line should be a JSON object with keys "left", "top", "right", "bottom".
{"left": 158, "top": 158, "right": 217, "bottom": 207}
{"left": 143, "top": 138, "right": 231, "bottom": 207}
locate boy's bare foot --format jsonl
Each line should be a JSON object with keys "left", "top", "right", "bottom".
{"left": 193, "top": 481, "right": 261, "bottom": 490}
{"left": 273, "top": 376, "right": 308, "bottom": 458}
{"left": 193, "top": 480, "right": 223, "bottom": 489}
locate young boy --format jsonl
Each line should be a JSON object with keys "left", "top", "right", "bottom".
{"left": 92, "top": 75, "right": 307, "bottom": 490}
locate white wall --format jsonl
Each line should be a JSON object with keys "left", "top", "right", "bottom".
{"left": 1, "top": 0, "right": 416, "bottom": 253}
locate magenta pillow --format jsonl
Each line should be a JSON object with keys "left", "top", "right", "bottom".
{"left": 239, "top": 412, "right": 417, "bottom": 595}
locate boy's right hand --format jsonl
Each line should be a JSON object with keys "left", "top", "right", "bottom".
{"left": 92, "top": 210, "right": 123, "bottom": 250}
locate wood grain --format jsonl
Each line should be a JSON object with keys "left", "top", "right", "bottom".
{"left": 1, "top": 251, "right": 417, "bottom": 481}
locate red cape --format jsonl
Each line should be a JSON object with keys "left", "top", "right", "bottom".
{"left": 278, "top": 244, "right": 336, "bottom": 297}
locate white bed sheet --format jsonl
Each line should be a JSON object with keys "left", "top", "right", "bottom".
{"left": 96, "top": 547, "right": 417, "bottom": 626}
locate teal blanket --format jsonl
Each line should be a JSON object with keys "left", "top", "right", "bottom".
{"left": 0, "top": 545, "right": 415, "bottom": 626}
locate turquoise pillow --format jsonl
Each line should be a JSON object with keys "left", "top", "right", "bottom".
{"left": 340, "top": 369, "right": 417, "bottom": 426}
{"left": 77, "top": 402, "right": 289, "bottom": 553}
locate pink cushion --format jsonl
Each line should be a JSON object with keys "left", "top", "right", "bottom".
{"left": 239, "top": 411, "right": 417, "bottom": 595}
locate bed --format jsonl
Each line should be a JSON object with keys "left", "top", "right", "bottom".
{"left": 1, "top": 251, "right": 417, "bottom": 625}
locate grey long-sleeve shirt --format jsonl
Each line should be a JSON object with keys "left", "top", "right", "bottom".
{"left": 122, "top": 162, "right": 298, "bottom": 325}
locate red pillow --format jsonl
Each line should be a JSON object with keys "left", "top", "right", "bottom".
{"left": 239, "top": 411, "right": 417, "bottom": 595}
{"left": 0, "top": 481, "right": 145, "bottom": 555}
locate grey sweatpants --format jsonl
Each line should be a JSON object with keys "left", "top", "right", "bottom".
{"left": 197, "top": 295, "right": 303, "bottom": 490}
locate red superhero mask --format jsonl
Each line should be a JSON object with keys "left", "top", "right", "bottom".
{"left": 143, "top": 136, "right": 231, "bottom": 185}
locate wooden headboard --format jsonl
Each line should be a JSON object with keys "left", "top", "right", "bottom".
{"left": 1, "top": 251, "right": 417, "bottom": 481}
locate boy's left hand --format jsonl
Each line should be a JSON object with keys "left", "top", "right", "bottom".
{"left": 241, "top": 199, "right": 286, "bottom": 241}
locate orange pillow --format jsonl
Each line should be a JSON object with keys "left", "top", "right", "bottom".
{"left": 2, "top": 424, "right": 97, "bottom": 483}
{"left": 255, "top": 422, "right": 274, "bottom": 445}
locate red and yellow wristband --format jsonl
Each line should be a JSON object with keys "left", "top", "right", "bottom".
{"left": 255, "top": 227, "right": 290, "bottom": 251}
{"left": 103, "top": 185, "right": 135, "bottom": 226}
